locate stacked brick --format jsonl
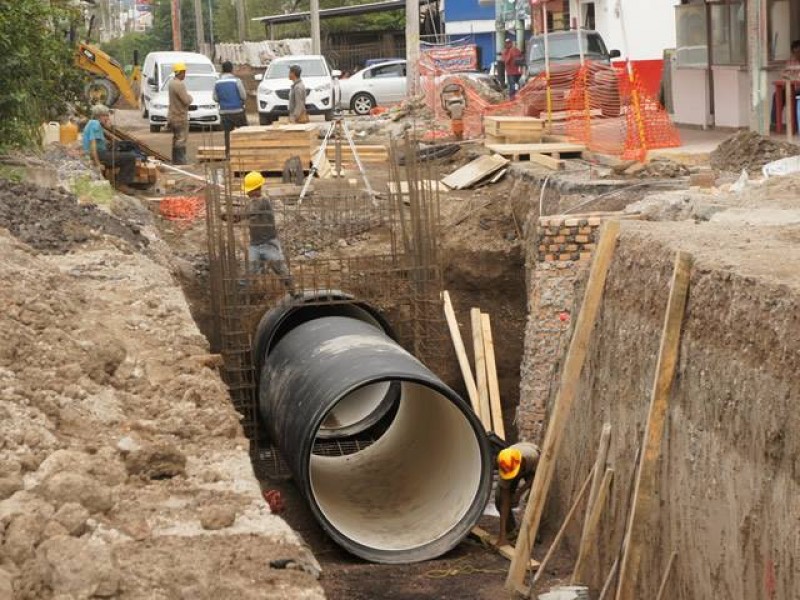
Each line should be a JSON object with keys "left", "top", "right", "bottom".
{"left": 536, "top": 215, "right": 602, "bottom": 265}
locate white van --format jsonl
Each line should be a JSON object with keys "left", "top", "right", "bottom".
{"left": 140, "top": 51, "right": 216, "bottom": 117}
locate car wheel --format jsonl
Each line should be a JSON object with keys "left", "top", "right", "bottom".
{"left": 324, "top": 110, "right": 334, "bottom": 121}
{"left": 149, "top": 124, "right": 161, "bottom": 133}
{"left": 352, "top": 93, "right": 375, "bottom": 116}
{"left": 141, "top": 98, "right": 148, "bottom": 118}
{"left": 259, "top": 113, "right": 275, "bottom": 126}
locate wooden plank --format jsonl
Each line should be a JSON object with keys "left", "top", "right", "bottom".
{"left": 103, "top": 123, "right": 170, "bottom": 162}
{"left": 655, "top": 551, "right": 678, "bottom": 600}
{"left": 615, "top": 251, "right": 693, "bottom": 600}
{"left": 581, "top": 423, "right": 612, "bottom": 544}
{"left": 486, "top": 142, "right": 586, "bottom": 155}
{"left": 506, "top": 220, "right": 621, "bottom": 592}
{"left": 470, "top": 527, "right": 541, "bottom": 570}
{"left": 442, "top": 291, "right": 481, "bottom": 417}
{"left": 529, "top": 153, "right": 565, "bottom": 171}
{"left": 441, "top": 154, "right": 509, "bottom": 190}
{"left": 529, "top": 467, "right": 595, "bottom": 590}
{"left": 481, "top": 312, "right": 505, "bottom": 439}
{"left": 572, "top": 468, "right": 614, "bottom": 585}
{"left": 470, "top": 308, "right": 492, "bottom": 431}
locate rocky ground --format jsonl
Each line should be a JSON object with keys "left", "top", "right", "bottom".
{"left": 0, "top": 164, "right": 323, "bottom": 599}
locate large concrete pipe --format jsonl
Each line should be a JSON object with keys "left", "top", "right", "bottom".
{"left": 256, "top": 300, "right": 492, "bottom": 564}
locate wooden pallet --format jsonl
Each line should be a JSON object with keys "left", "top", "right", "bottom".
{"left": 484, "top": 115, "right": 544, "bottom": 144}
{"left": 485, "top": 142, "right": 585, "bottom": 162}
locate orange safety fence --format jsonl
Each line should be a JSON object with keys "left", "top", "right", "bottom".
{"left": 565, "top": 62, "right": 680, "bottom": 160}
{"left": 418, "top": 56, "right": 680, "bottom": 161}
{"left": 159, "top": 195, "right": 205, "bottom": 228}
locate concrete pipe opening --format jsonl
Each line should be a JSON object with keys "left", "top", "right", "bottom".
{"left": 258, "top": 313, "right": 492, "bottom": 563}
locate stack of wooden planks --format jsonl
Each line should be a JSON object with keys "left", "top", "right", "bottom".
{"left": 196, "top": 146, "right": 225, "bottom": 162}
{"left": 224, "top": 124, "right": 320, "bottom": 172}
{"left": 484, "top": 115, "right": 544, "bottom": 144}
{"left": 485, "top": 141, "right": 586, "bottom": 171}
{"left": 324, "top": 144, "right": 388, "bottom": 165}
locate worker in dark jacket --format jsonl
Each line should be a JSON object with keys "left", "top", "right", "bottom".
{"left": 496, "top": 442, "right": 540, "bottom": 548}
{"left": 213, "top": 60, "right": 248, "bottom": 157}
{"left": 288, "top": 64, "right": 308, "bottom": 123}
{"left": 242, "top": 171, "right": 294, "bottom": 292}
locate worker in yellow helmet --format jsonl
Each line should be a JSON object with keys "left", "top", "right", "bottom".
{"left": 242, "top": 171, "right": 295, "bottom": 293}
{"left": 167, "top": 62, "right": 193, "bottom": 165}
{"left": 496, "top": 442, "right": 540, "bottom": 548}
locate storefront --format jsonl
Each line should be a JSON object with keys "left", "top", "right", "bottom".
{"left": 673, "top": 0, "right": 800, "bottom": 130}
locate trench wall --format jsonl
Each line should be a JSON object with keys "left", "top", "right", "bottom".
{"left": 521, "top": 220, "right": 800, "bottom": 598}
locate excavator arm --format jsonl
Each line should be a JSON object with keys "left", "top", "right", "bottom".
{"left": 76, "top": 42, "right": 139, "bottom": 108}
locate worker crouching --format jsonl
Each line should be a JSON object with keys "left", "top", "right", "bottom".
{"left": 496, "top": 442, "right": 541, "bottom": 548}
{"left": 82, "top": 104, "right": 138, "bottom": 194}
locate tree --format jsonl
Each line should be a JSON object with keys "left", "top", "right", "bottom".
{"left": 0, "top": 0, "right": 83, "bottom": 150}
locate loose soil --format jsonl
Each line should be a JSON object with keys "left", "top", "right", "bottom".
{"left": 709, "top": 130, "right": 800, "bottom": 174}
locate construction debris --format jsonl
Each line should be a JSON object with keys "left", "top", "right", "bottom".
{"left": 709, "top": 130, "right": 800, "bottom": 174}
{"left": 442, "top": 154, "right": 509, "bottom": 189}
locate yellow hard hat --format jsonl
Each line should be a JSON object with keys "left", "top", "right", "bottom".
{"left": 173, "top": 62, "right": 187, "bottom": 73}
{"left": 243, "top": 171, "right": 265, "bottom": 194}
{"left": 497, "top": 447, "right": 522, "bottom": 481}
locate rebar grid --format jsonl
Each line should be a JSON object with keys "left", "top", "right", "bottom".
{"left": 206, "top": 138, "right": 448, "bottom": 459}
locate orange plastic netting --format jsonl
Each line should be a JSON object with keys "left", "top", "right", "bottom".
{"left": 159, "top": 195, "right": 205, "bottom": 227}
{"left": 419, "top": 58, "right": 679, "bottom": 159}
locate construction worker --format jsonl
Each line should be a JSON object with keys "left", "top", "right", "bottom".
{"left": 82, "top": 104, "right": 137, "bottom": 193}
{"left": 213, "top": 60, "right": 247, "bottom": 158}
{"left": 495, "top": 442, "right": 541, "bottom": 548}
{"left": 242, "top": 171, "right": 295, "bottom": 293}
{"left": 288, "top": 64, "right": 309, "bottom": 124}
{"left": 502, "top": 38, "right": 523, "bottom": 100}
{"left": 168, "top": 62, "right": 193, "bottom": 165}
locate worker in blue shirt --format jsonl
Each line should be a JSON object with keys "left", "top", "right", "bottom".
{"left": 213, "top": 60, "right": 248, "bottom": 158}
{"left": 82, "top": 104, "right": 137, "bottom": 191}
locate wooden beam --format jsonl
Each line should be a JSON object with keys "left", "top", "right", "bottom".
{"left": 655, "top": 550, "right": 678, "bottom": 600}
{"left": 469, "top": 309, "right": 489, "bottom": 427}
{"left": 572, "top": 468, "right": 614, "bottom": 585}
{"left": 615, "top": 251, "right": 693, "bottom": 600}
{"left": 442, "top": 291, "right": 480, "bottom": 417}
{"left": 506, "top": 220, "right": 621, "bottom": 592}
{"left": 529, "top": 466, "right": 595, "bottom": 591}
{"left": 469, "top": 526, "right": 541, "bottom": 569}
{"left": 471, "top": 308, "right": 492, "bottom": 430}
{"left": 529, "top": 153, "right": 565, "bottom": 171}
{"left": 581, "top": 423, "right": 612, "bottom": 543}
{"left": 481, "top": 312, "right": 505, "bottom": 439}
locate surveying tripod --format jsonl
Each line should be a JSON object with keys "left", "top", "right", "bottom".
{"left": 298, "top": 81, "right": 375, "bottom": 204}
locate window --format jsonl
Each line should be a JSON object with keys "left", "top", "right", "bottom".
{"left": 371, "top": 63, "right": 404, "bottom": 78}
{"left": 709, "top": 1, "right": 746, "bottom": 66}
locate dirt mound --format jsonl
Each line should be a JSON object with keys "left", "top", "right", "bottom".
{"left": 709, "top": 131, "right": 800, "bottom": 174}
{"left": 0, "top": 179, "right": 147, "bottom": 254}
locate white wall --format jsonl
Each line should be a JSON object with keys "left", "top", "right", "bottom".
{"left": 570, "top": 0, "right": 680, "bottom": 61}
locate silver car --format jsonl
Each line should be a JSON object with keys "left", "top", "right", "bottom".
{"left": 338, "top": 60, "right": 408, "bottom": 115}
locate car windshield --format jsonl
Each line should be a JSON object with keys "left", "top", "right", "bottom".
{"left": 266, "top": 59, "right": 328, "bottom": 79}
{"left": 528, "top": 34, "right": 607, "bottom": 62}
{"left": 159, "top": 63, "right": 215, "bottom": 81}
{"left": 161, "top": 75, "right": 217, "bottom": 92}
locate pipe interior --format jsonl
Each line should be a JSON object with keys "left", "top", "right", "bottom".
{"left": 309, "top": 381, "right": 483, "bottom": 552}
{"left": 318, "top": 381, "right": 392, "bottom": 438}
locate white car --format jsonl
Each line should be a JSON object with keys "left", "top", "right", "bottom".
{"left": 148, "top": 73, "right": 221, "bottom": 133}
{"left": 338, "top": 60, "right": 407, "bottom": 115}
{"left": 256, "top": 55, "right": 335, "bottom": 125}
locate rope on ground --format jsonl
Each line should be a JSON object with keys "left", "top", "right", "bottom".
{"left": 424, "top": 557, "right": 507, "bottom": 579}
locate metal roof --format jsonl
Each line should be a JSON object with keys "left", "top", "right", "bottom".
{"left": 252, "top": 0, "right": 425, "bottom": 25}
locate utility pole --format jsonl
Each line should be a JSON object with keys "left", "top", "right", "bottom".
{"left": 171, "top": 0, "right": 182, "bottom": 51}
{"left": 193, "top": 0, "right": 206, "bottom": 55}
{"left": 235, "top": 0, "right": 247, "bottom": 41}
{"left": 310, "top": 0, "right": 321, "bottom": 54}
{"left": 406, "top": 0, "right": 420, "bottom": 96}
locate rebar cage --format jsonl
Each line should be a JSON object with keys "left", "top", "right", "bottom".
{"left": 205, "top": 140, "right": 449, "bottom": 464}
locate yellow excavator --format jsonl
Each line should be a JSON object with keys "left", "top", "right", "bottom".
{"left": 74, "top": 15, "right": 141, "bottom": 108}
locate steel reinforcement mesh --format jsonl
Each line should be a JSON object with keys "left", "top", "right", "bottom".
{"left": 205, "top": 145, "right": 448, "bottom": 467}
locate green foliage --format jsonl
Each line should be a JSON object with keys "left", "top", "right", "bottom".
{"left": 102, "top": 32, "right": 162, "bottom": 68}
{"left": 0, "top": 0, "right": 83, "bottom": 151}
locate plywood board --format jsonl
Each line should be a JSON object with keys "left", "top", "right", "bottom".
{"left": 441, "top": 154, "right": 509, "bottom": 190}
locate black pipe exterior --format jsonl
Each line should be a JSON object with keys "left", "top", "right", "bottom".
{"left": 257, "top": 310, "right": 492, "bottom": 564}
